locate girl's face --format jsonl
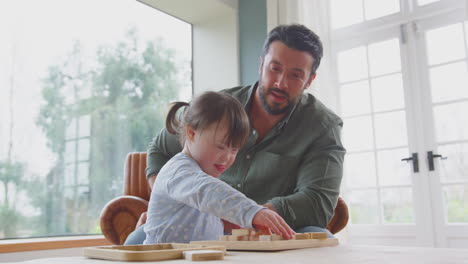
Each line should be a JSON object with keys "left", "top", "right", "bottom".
{"left": 184, "top": 120, "right": 240, "bottom": 178}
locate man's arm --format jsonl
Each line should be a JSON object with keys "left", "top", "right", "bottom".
{"left": 145, "top": 127, "right": 183, "bottom": 181}
{"left": 268, "top": 124, "right": 345, "bottom": 228}
{"left": 148, "top": 174, "right": 156, "bottom": 190}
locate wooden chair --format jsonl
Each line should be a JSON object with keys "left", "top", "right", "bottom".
{"left": 100, "top": 152, "right": 349, "bottom": 245}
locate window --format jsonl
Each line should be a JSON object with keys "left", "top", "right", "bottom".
{"left": 0, "top": 0, "right": 192, "bottom": 239}
{"left": 331, "top": 0, "right": 468, "bottom": 247}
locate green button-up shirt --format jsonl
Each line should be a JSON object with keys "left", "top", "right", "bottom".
{"left": 146, "top": 83, "right": 345, "bottom": 229}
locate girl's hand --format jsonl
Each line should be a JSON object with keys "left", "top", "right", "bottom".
{"left": 252, "top": 209, "right": 295, "bottom": 239}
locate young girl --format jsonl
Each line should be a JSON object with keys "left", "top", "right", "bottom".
{"left": 143, "top": 91, "right": 295, "bottom": 244}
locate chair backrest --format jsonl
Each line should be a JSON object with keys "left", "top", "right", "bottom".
{"left": 124, "top": 152, "right": 151, "bottom": 201}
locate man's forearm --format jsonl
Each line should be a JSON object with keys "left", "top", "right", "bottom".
{"left": 263, "top": 203, "right": 277, "bottom": 212}
{"left": 148, "top": 174, "right": 157, "bottom": 190}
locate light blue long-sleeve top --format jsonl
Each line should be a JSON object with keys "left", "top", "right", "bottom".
{"left": 143, "top": 152, "right": 264, "bottom": 244}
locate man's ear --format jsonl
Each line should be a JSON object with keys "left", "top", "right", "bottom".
{"left": 258, "top": 56, "right": 264, "bottom": 75}
{"left": 185, "top": 125, "right": 196, "bottom": 142}
{"left": 304, "top": 73, "right": 317, "bottom": 90}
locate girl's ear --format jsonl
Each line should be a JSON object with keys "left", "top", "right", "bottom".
{"left": 185, "top": 125, "right": 196, "bottom": 142}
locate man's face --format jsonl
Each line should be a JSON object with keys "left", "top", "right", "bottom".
{"left": 258, "top": 41, "right": 316, "bottom": 115}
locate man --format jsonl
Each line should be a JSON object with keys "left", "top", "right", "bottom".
{"left": 125, "top": 24, "right": 345, "bottom": 245}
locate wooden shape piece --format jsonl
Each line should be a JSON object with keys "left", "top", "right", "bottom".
{"left": 183, "top": 250, "right": 224, "bottom": 261}
{"left": 293, "top": 233, "right": 309, "bottom": 240}
{"left": 309, "top": 232, "right": 328, "bottom": 239}
{"left": 259, "top": 235, "right": 272, "bottom": 241}
{"left": 232, "top": 229, "right": 250, "bottom": 236}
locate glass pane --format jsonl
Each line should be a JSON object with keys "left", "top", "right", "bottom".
{"left": 343, "top": 116, "right": 374, "bottom": 152}
{"left": 418, "top": 0, "right": 440, "bottom": 5}
{"left": 77, "top": 162, "right": 90, "bottom": 185}
{"left": 66, "top": 119, "right": 77, "bottom": 140}
{"left": 337, "top": 46, "right": 368, "bottom": 83}
{"left": 0, "top": 0, "right": 192, "bottom": 239}
{"left": 377, "top": 148, "right": 412, "bottom": 186}
{"left": 340, "top": 81, "right": 371, "bottom": 116}
{"left": 443, "top": 185, "right": 468, "bottom": 223}
{"left": 364, "top": 0, "right": 400, "bottom": 20}
{"left": 79, "top": 115, "right": 91, "bottom": 138}
{"left": 466, "top": 21, "right": 468, "bottom": 46}
{"left": 371, "top": 73, "right": 405, "bottom": 112}
{"left": 349, "top": 190, "right": 379, "bottom": 224}
{"left": 429, "top": 62, "right": 468, "bottom": 103}
{"left": 426, "top": 23, "right": 465, "bottom": 65}
{"left": 433, "top": 102, "right": 468, "bottom": 142}
{"left": 438, "top": 143, "right": 468, "bottom": 183}
{"left": 368, "top": 39, "right": 401, "bottom": 76}
{"left": 345, "top": 152, "right": 376, "bottom": 188}
{"left": 77, "top": 138, "right": 90, "bottom": 161}
{"left": 64, "top": 164, "right": 75, "bottom": 187}
{"left": 381, "top": 187, "right": 414, "bottom": 223}
{"left": 65, "top": 141, "right": 76, "bottom": 164}
{"left": 330, "top": 0, "right": 364, "bottom": 29}
{"left": 374, "top": 111, "right": 408, "bottom": 148}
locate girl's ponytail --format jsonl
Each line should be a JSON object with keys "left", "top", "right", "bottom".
{"left": 165, "top": 101, "right": 189, "bottom": 135}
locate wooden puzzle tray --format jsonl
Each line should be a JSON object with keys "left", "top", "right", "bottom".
{"left": 191, "top": 238, "right": 338, "bottom": 251}
{"left": 83, "top": 243, "right": 226, "bottom": 261}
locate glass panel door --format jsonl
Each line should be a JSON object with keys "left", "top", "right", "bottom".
{"left": 417, "top": 13, "right": 468, "bottom": 247}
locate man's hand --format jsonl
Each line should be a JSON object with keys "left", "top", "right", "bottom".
{"left": 252, "top": 209, "right": 295, "bottom": 239}
{"left": 135, "top": 212, "right": 147, "bottom": 229}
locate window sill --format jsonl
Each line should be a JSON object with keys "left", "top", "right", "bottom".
{"left": 0, "top": 235, "right": 111, "bottom": 253}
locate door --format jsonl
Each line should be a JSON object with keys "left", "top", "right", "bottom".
{"left": 415, "top": 9, "right": 468, "bottom": 247}
{"left": 332, "top": 0, "right": 468, "bottom": 247}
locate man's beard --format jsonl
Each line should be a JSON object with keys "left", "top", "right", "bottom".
{"left": 259, "top": 85, "right": 296, "bottom": 115}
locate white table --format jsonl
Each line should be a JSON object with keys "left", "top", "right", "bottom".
{"left": 19, "top": 245, "right": 468, "bottom": 264}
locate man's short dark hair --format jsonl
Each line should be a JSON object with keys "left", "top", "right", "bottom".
{"left": 262, "top": 24, "right": 323, "bottom": 76}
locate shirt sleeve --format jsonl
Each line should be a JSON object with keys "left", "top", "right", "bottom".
{"left": 165, "top": 166, "right": 264, "bottom": 228}
{"left": 145, "top": 128, "right": 183, "bottom": 179}
{"left": 269, "top": 122, "right": 345, "bottom": 228}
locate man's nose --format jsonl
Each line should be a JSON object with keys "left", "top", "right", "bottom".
{"left": 274, "top": 73, "right": 288, "bottom": 90}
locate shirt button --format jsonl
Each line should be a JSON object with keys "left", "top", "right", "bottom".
{"left": 246, "top": 154, "right": 251, "bottom": 159}
{"left": 237, "top": 184, "right": 241, "bottom": 188}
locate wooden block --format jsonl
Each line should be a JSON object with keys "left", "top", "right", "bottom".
{"left": 237, "top": 235, "right": 250, "bottom": 241}
{"left": 232, "top": 229, "right": 250, "bottom": 236}
{"left": 293, "top": 233, "right": 309, "bottom": 240}
{"left": 259, "top": 235, "right": 272, "bottom": 241}
{"left": 248, "top": 235, "right": 259, "bottom": 241}
{"left": 227, "top": 235, "right": 240, "bottom": 241}
{"left": 259, "top": 234, "right": 283, "bottom": 241}
{"left": 309, "top": 232, "right": 328, "bottom": 239}
{"left": 271, "top": 234, "right": 284, "bottom": 241}
{"left": 220, "top": 235, "right": 229, "bottom": 241}
{"left": 183, "top": 250, "right": 224, "bottom": 261}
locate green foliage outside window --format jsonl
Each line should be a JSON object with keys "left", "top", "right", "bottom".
{"left": 0, "top": 28, "right": 189, "bottom": 238}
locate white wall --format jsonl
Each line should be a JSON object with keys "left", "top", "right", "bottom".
{"left": 139, "top": 0, "right": 240, "bottom": 94}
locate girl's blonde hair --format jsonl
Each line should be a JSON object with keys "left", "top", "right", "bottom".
{"left": 166, "top": 91, "right": 250, "bottom": 148}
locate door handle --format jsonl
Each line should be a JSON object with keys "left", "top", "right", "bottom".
{"left": 427, "top": 151, "right": 447, "bottom": 171}
{"left": 401, "top": 153, "right": 419, "bottom": 173}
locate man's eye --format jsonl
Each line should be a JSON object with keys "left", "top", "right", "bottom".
{"left": 217, "top": 145, "right": 225, "bottom": 150}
